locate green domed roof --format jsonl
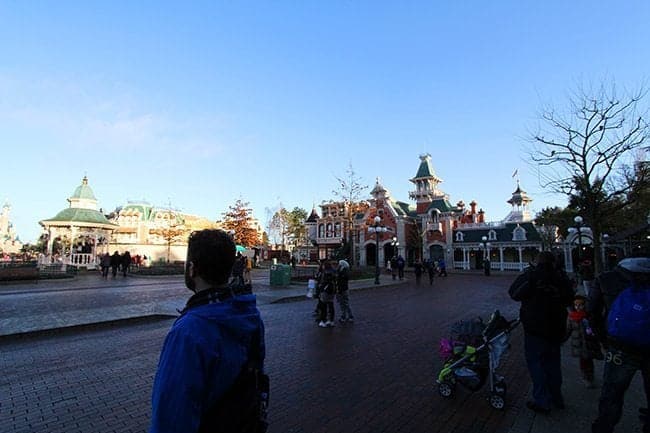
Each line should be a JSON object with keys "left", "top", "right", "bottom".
{"left": 71, "top": 176, "right": 97, "bottom": 201}
{"left": 41, "top": 208, "right": 116, "bottom": 226}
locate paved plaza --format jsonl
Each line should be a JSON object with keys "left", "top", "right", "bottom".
{"left": 0, "top": 270, "right": 645, "bottom": 433}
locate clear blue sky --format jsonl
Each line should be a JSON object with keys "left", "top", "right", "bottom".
{"left": 1, "top": 1, "right": 649, "bottom": 243}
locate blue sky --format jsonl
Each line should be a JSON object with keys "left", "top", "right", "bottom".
{"left": 1, "top": 1, "right": 649, "bottom": 243}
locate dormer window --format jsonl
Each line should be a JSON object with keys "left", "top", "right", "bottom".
{"left": 513, "top": 225, "right": 526, "bottom": 241}
{"left": 488, "top": 230, "right": 497, "bottom": 241}
{"left": 455, "top": 232, "right": 464, "bottom": 242}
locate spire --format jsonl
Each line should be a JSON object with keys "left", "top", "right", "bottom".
{"left": 504, "top": 180, "right": 533, "bottom": 222}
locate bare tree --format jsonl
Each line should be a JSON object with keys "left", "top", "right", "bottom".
{"left": 332, "top": 163, "right": 368, "bottom": 266}
{"left": 528, "top": 82, "right": 649, "bottom": 271}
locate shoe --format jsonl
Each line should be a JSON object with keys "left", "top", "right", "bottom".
{"left": 526, "top": 401, "right": 551, "bottom": 414}
{"left": 326, "top": 321, "right": 335, "bottom": 327}
{"left": 347, "top": 317, "right": 354, "bottom": 323}
{"left": 339, "top": 317, "right": 347, "bottom": 323}
{"left": 318, "top": 321, "right": 327, "bottom": 328}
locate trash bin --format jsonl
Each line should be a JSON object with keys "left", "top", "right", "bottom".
{"left": 269, "top": 264, "right": 292, "bottom": 286}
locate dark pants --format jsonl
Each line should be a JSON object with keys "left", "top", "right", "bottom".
{"left": 101, "top": 266, "right": 109, "bottom": 278}
{"left": 398, "top": 267, "right": 404, "bottom": 280}
{"left": 111, "top": 266, "right": 118, "bottom": 278}
{"left": 524, "top": 332, "right": 564, "bottom": 410}
{"left": 319, "top": 302, "right": 334, "bottom": 322}
{"left": 592, "top": 348, "right": 650, "bottom": 433}
{"left": 428, "top": 271, "right": 434, "bottom": 285}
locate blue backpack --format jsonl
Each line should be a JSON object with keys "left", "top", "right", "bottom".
{"left": 606, "top": 283, "right": 650, "bottom": 349}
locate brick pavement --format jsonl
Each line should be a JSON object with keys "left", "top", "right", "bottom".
{"left": 0, "top": 271, "right": 646, "bottom": 433}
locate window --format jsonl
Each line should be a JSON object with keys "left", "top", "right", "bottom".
{"left": 488, "top": 230, "right": 497, "bottom": 241}
{"left": 513, "top": 225, "right": 526, "bottom": 241}
{"left": 318, "top": 224, "right": 324, "bottom": 238}
{"left": 334, "top": 222, "right": 341, "bottom": 237}
{"left": 326, "top": 223, "right": 333, "bottom": 237}
{"left": 455, "top": 232, "right": 464, "bottom": 242}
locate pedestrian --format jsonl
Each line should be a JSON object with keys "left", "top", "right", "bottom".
{"left": 122, "top": 250, "right": 131, "bottom": 276}
{"left": 414, "top": 260, "right": 423, "bottom": 285}
{"left": 390, "top": 256, "right": 398, "bottom": 281}
{"left": 231, "top": 252, "right": 245, "bottom": 286}
{"left": 566, "top": 294, "right": 603, "bottom": 388}
{"left": 149, "top": 229, "right": 266, "bottom": 433}
{"left": 244, "top": 255, "right": 252, "bottom": 284}
{"left": 110, "top": 251, "right": 121, "bottom": 278}
{"left": 438, "top": 258, "right": 448, "bottom": 277}
{"left": 100, "top": 252, "right": 110, "bottom": 279}
{"left": 317, "top": 261, "right": 337, "bottom": 328}
{"left": 588, "top": 257, "right": 650, "bottom": 433}
{"left": 580, "top": 259, "right": 595, "bottom": 296}
{"left": 312, "top": 260, "right": 325, "bottom": 320}
{"left": 397, "top": 255, "right": 405, "bottom": 280}
{"left": 336, "top": 259, "right": 354, "bottom": 323}
{"left": 509, "top": 250, "right": 574, "bottom": 414}
{"left": 426, "top": 258, "right": 436, "bottom": 286}
{"left": 484, "top": 258, "right": 491, "bottom": 276}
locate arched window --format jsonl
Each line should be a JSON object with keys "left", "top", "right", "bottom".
{"left": 488, "top": 230, "right": 497, "bottom": 241}
{"left": 455, "top": 232, "right": 464, "bottom": 242}
{"left": 513, "top": 225, "right": 527, "bottom": 241}
{"left": 318, "top": 224, "right": 324, "bottom": 238}
{"left": 334, "top": 222, "right": 341, "bottom": 237}
{"left": 326, "top": 223, "right": 333, "bottom": 237}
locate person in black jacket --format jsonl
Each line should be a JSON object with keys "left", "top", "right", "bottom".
{"left": 509, "top": 251, "right": 574, "bottom": 414}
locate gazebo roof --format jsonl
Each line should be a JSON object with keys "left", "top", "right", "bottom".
{"left": 40, "top": 208, "right": 117, "bottom": 228}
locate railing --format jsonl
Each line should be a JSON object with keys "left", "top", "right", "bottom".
{"left": 69, "top": 253, "right": 96, "bottom": 267}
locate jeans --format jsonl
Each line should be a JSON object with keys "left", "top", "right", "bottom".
{"left": 592, "top": 348, "right": 650, "bottom": 433}
{"left": 336, "top": 291, "right": 353, "bottom": 319}
{"left": 524, "top": 332, "right": 564, "bottom": 410}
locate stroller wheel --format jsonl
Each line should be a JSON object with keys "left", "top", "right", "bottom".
{"left": 438, "top": 382, "right": 454, "bottom": 398}
{"left": 489, "top": 394, "right": 505, "bottom": 410}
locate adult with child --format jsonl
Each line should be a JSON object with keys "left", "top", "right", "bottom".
{"left": 149, "top": 229, "right": 266, "bottom": 433}
{"left": 509, "top": 251, "right": 574, "bottom": 414}
{"left": 588, "top": 257, "right": 650, "bottom": 433}
{"left": 336, "top": 259, "right": 354, "bottom": 323}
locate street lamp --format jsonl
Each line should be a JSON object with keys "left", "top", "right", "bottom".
{"left": 391, "top": 236, "right": 399, "bottom": 260}
{"left": 479, "top": 235, "right": 491, "bottom": 276}
{"left": 601, "top": 233, "right": 609, "bottom": 272}
{"left": 368, "top": 215, "right": 387, "bottom": 285}
{"left": 574, "top": 215, "right": 584, "bottom": 278}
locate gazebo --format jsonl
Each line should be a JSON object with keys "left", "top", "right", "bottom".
{"left": 39, "top": 176, "right": 118, "bottom": 269}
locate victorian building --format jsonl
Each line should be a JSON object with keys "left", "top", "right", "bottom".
{"left": 309, "top": 154, "right": 543, "bottom": 271}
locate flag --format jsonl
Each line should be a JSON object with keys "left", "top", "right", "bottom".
{"left": 512, "top": 169, "right": 518, "bottom": 178}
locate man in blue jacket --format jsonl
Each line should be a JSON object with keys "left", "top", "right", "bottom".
{"left": 149, "top": 229, "right": 266, "bottom": 433}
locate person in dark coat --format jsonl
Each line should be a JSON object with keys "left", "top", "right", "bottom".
{"left": 110, "top": 251, "right": 121, "bottom": 278}
{"left": 122, "top": 251, "right": 131, "bottom": 277}
{"left": 509, "top": 251, "right": 574, "bottom": 414}
{"left": 100, "top": 252, "right": 111, "bottom": 279}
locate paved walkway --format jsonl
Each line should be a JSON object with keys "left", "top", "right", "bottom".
{"left": 0, "top": 269, "right": 645, "bottom": 433}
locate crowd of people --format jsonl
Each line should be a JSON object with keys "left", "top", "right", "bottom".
{"left": 509, "top": 252, "right": 649, "bottom": 433}
{"left": 98, "top": 250, "right": 147, "bottom": 278}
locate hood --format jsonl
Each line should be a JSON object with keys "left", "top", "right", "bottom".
{"left": 181, "top": 293, "right": 262, "bottom": 342}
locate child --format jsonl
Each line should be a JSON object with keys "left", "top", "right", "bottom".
{"left": 566, "top": 294, "right": 603, "bottom": 388}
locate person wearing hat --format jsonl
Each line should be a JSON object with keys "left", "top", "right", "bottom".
{"left": 336, "top": 259, "right": 354, "bottom": 323}
{"left": 588, "top": 257, "right": 650, "bottom": 433}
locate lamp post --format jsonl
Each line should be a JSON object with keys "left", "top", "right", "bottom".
{"left": 601, "top": 233, "right": 609, "bottom": 272}
{"left": 574, "top": 215, "right": 584, "bottom": 278}
{"left": 480, "top": 235, "right": 491, "bottom": 276}
{"left": 368, "top": 215, "right": 387, "bottom": 285}
{"left": 391, "top": 236, "right": 399, "bottom": 260}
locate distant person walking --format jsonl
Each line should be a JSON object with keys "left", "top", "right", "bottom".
{"left": 414, "top": 260, "right": 423, "bottom": 285}
{"left": 426, "top": 259, "right": 436, "bottom": 286}
{"left": 509, "top": 251, "right": 574, "bottom": 414}
{"left": 438, "top": 258, "right": 447, "bottom": 277}
{"left": 397, "top": 255, "right": 405, "bottom": 280}
{"left": 317, "top": 261, "right": 337, "bottom": 328}
{"left": 110, "top": 251, "right": 121, "bottom": 278}
{"left": 100, "top": 253, "right": 110, "bottom": 279}
{"left": 122, "top": 251, "right": 131, "bottom": 277}
{"left": 336, "top": 260, "right": 354, "bottom": 323}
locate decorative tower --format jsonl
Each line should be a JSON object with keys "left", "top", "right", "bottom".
{"left": 409, "top": 153, "right": 444, "bottom": 214}
{"left": 504, "top": 180, "right": 533, "bottom": 222}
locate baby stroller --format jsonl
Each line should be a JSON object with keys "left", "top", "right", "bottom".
{"left": 435, "top": 310, "right": 519, "bottom": 410}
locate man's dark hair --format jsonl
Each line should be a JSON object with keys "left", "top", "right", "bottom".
{"left": 187, "top": 229, "right": 236, "bottom": 285}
